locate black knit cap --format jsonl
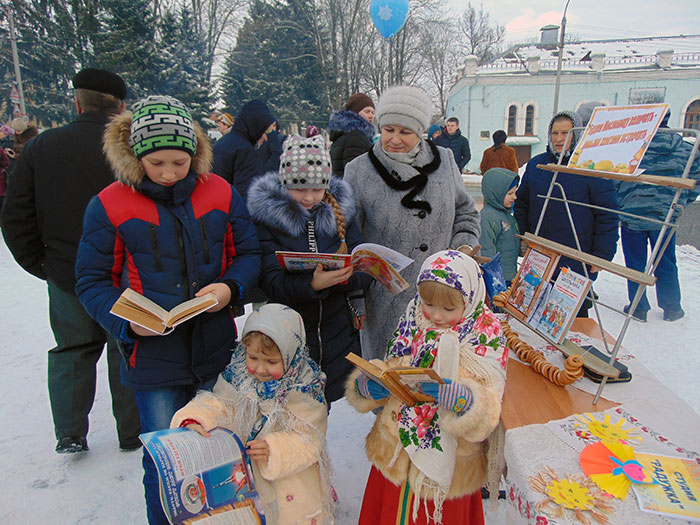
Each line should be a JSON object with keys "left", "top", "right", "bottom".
{"left": 72, "top": 68, "right": 127, "bottom": 100}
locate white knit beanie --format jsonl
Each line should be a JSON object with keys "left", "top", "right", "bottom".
{"left": 375, "top": 85, "right": 432, "bottom": 136}
{"left": 279, "top": 134, "right": 331, "bottom": 189}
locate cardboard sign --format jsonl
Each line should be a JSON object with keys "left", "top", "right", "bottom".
{"left": 569, "top": 104, "right": 669, "bottom": 175}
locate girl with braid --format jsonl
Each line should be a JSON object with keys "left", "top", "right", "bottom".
{"left": 247, "top": 134, "right": 371, "bottom": 404}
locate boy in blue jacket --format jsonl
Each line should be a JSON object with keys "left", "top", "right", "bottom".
{"left": 75, "top": 96, "right": 261, "bottom": 524}
{"left": 480, "top": 168, "right": 520, "bottom": 284}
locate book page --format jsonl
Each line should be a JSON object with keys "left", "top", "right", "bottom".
{"left": 351, "top": 250, "right": 410, "bottom": 294}
{"left": 275, "top": 251, "right": 351, "bottom": 272}
{"left": 167, "top": 293, "right": 218, "bottom": 327}
{"left": 352, "top": 243, "right": 413, "bottom": 272}
{"left": 535, "top": 268, "right": 590, "bottom": 344}
{"left": 120, "top": 288, "right": 169, "bottom": 319}
{"left": 508, "top": 249, "right": 553, "bottom": 315}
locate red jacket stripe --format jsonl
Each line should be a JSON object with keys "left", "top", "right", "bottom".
{"left": 100, "top": 182, "right": 160, "bottom": 227}
{"left": 191, "top": 174, "right": 232, "bottom": 219}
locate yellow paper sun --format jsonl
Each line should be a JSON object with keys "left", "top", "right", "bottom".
{"left": 575, "top": 413, "right": 642, "bottom": 445}
{"left": 546, "top": 478, "right": 592, "bottom": 510}
{"left": 529, "top": 467, "right": 615, "bottom": 525}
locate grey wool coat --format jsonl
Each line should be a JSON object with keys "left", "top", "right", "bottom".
{"left": 344, "top": 139, "right": 480, "bottom": 360}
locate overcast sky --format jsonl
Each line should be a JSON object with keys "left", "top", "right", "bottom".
{"left": 447, "top": 0, "right": 700, "bottom": 46}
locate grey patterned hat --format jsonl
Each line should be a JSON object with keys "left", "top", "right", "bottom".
{"left": 129, "top": 95, "right": 197, "bottom": 159}
{"left": 279, "top": 134, "right": 331, "bottom": 189}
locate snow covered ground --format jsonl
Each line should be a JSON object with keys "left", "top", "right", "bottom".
{"left": 1, "top": 237, "right": 698, "bottom": 524}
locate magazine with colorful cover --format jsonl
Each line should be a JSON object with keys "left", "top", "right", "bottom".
{"left": 140, "top": 427, "right": 265, "bottom": 525}
{"left": 275, "top": 242, "right": 413, "bottom": 294}
{"left": 534, "top": 267, "right": 591, "bottom": 344}
{"left": 633, "top": 451, "right": 700, "bottom": 522}
{"left": 506, "top": 245, "right": 560, "bottom": 322}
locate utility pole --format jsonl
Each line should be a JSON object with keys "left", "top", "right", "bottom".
{"left": 7, "top": 4, "right": 27, "bottom": 119}
{"left": 552, "top": 0, "right": 572, "bottom": 117}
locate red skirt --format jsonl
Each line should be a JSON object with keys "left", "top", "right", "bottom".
{"left": 358, "top": 465, "right": 484, "bottom": 525}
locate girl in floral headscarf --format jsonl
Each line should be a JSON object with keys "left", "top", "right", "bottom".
{"left": 346, "top": 250, "right": 508, "bottom": 525}
{"left": 171, "top": 304, "right": 334, "bottom": 525}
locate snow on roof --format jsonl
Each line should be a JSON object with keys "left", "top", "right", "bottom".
{"left": 477, "top": 34, "right": 700, "bottom": 74}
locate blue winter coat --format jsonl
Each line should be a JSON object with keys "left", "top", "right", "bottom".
{"left": 247, "top": 173, "right": 371, "bottom": 402}
{"left": 76, "top": 171, "right": 261, "bottom": 389}
{"left": 480, "top": 168, "right": 520, "bottom": 281}
{"left": 616, "top": 130, "right": 700, "bottom": 231}
{"left": 212, "top": 100, "right": 275, "bottom": 200}
{"left": 514, "top": 150, "right": 619, "bottom": 277}
{"left": 434, "top": 129, "right": 471, "bottom": 170}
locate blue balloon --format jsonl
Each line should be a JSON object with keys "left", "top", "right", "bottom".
{"left": 370, "top": 0, "right": 409, "bottom": 40}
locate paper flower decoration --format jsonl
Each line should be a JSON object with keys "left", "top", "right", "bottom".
{"left": 580, "top": 441, "right": 656, "bottom": 500}
{"left": 574, "top": 412, "right": 642, "bottom": 445}
{"left": 529, "top": 466, "right": 615, "bottom": 524}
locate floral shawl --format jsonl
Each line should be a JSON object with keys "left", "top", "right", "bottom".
{"left": 386, "top": 251, "right": 508, "bottom": 491}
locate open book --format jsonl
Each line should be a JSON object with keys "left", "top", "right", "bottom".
{"left": 275, "top": 242, "right": 413, "bottom": 294}
{"left": 346, "top": 352, "right": 444, "bottom": 407}
{"left": 140, "top": 427, "right": 265, "bottom": 525}
{"left": 110, "top": 288, "right": 218, "bottom": 335}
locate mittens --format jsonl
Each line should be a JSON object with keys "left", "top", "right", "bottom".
{"left": 420, "top": 379, "right": 473, "bottom": 414}
{"left": 355, "top": 374, "right": 389, "bottom": 400}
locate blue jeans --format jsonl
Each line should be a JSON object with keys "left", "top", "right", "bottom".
{"left": 133, "top": 377, "right": 216, "bottom": 524}
{"left": 621, "top": 226, "right": 681, "bottom": 314}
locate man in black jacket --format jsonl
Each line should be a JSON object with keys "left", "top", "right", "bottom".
{"left": 1, "top": 68, "right": 141, "bottom": 454}
{"left": 435, "top": 117, "right": 471, "bottom": 172}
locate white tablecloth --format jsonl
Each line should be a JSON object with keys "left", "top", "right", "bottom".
{"left": 501, "top": 322, "right": 700, "bottom": 524}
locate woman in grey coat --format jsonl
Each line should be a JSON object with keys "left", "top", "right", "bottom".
{"left": 344, "top": 85, "right": 480, "bottom": 360}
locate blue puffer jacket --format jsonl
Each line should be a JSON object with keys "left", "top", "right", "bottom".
{"left": 616, "top": 130, "right": 700, "bottom": 231}
{"left": 75, "top": 112, "right": 261, "bottom": 389}
{"left": 212, "top": 100, "right": 275, "bottom": 200}
{"left": 434, "top": 128, "right": 471, "bottom": 170}
{"left": 247, "top": 173, "right": 371, "bottom": 402}
{"left": 514, "top": 149, "right": 619, "bottom": 277}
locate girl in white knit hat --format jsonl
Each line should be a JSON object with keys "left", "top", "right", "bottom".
{"left": 246, "top": 134, "right": 372, "bottom": 405}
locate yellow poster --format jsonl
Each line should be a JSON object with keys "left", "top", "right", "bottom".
{"left": 633, "top": 452, "right": 700, "bottom": 522}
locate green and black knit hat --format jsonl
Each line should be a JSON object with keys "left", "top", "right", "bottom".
{"left": 129, "top": 95, "right": 197, "bottom": 159}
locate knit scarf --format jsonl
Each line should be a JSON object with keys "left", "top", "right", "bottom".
{"left": 367, "top": 139, "right": 441, "bottom": 212}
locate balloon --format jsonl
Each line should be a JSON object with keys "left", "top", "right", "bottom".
{"left": 370, "top": 0, "right": 409, "bottom": 40}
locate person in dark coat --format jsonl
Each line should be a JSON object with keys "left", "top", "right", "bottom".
{"left": 434, "top": 117, "right": 471, "bottom": 172}
{"left": 247, "top": 135, "right": 371, "bottom": 403}
{"left": 259, "top": 120, "right": 286, "bottom": 173}
{"left": 75, "top": 95, "right": 261, "bottom": 524}
{"left": 327, "top": 93, "right": 376, "bottom": 178}
{"left": 1, "top": 68, "right": 141, "bottom": 455}
{"left": 615, "top": 112, "right": 700, "bottom": 322}
{"left": 514, "top": 110, "right": 619, "bottom": 316}
{"left": 212, "top": 99, "right": 275, "bottom": 200}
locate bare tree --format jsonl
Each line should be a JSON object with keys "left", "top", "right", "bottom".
{"left": 459, "top": 2, "right": 504, "bottom": 65}
{"left": 419, "top": 18, "right": 463, "bottom": 115}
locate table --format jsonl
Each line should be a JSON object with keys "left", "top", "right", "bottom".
{"left": 499, "top": 318, "right": 700, "bottom": 524}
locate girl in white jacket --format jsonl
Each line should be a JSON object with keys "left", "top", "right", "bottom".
{"left": 171, "top": 304, "right": 334, "bottom": 524}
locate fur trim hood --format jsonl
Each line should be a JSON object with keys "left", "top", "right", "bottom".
{"left": 247, "top": 172, "right": 357, "bottom": 238}
{"left": 103, "top": 111, "right": 213, "bottom": 186}
{"left": 328, "top": 110, "right": 376, "bottom": 142}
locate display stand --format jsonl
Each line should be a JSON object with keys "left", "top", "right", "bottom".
{"left": 503, "top": 127, "right": 699, "bottom": 403}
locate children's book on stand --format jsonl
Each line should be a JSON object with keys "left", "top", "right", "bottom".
{"left": 110, "top": 288, "right": 218, "bottom": 335}
{"left": 140, "top": 427, "right": 265, "bottom": 525}
{"left": 275, "top": 242, "right": 413, "bottom": 294}
{"left": 506, "top": 245, "right": 560, "bottom": 323}
{"left": 346, "top": 352, "right": 444, "bottom": 407}
{"left": 534, "top": 267, "right": 591, "bottom": 344}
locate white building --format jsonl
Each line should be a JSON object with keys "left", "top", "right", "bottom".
{"left": 446, "top": 32, "right": 700, "bottom": 173}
